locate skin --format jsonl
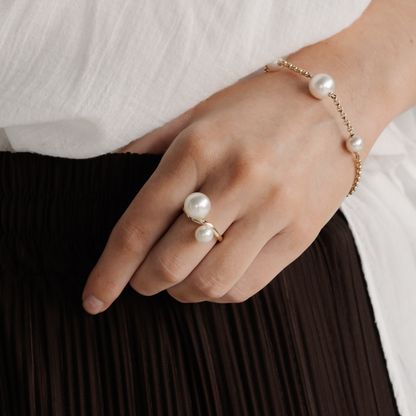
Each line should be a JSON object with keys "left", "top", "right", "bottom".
{"left": 82, "top": 0, "right": 416, "bottom": 314}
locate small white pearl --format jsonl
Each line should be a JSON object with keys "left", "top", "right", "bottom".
{"left": 184, "top": 192, "right": 211, "bottom": 219}
{"left": 266, "top": 59, "right": 284, "bottom": 72}
{"left": 309, "top": 74, "right": 335, "bottom": 99}
{"left": 346, "top": 135, "right": 364, "bottom": 152}
{"left": 195, "top": 225, "right": 214, "bottom": 243}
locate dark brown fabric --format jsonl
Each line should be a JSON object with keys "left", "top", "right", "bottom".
{"left": 0, "top": 151, "right": 399, "bottom": 416}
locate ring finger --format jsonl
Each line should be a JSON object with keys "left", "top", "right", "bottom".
{"left": 130, "top": 191, "right": 282, "bottom": 301}
{"left": 129, "top": 184, "right": 241, "bottom": 296}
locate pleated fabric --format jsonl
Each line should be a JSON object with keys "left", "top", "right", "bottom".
{"left": 0, "top": 151, "right": 399, "bottom": 416}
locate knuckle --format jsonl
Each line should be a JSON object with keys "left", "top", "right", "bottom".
{"left": 297, "top": 218, "right": 317, "bottom": 240}
{"left": 112, "top": 219, "right": 149, "bottom": 254}
{"left": 181, "top": 124, "right": 212, "bottom": 162}
{"left": 193, "top": 269, "right": 229, "bottom": 300}
{"left": 271, "top": 184, "right": 305, "bottom": 219}
{"left": 155, "top": 249, "right": 188, "bottom": 285}
{"left": 221, "top": 288, "right": 250, "bottom": 303}
{"left": 166, "top": 287, "right": 192, "bottom": 303}
{"left": 290, "top": 218, "right": 319, "bottom": 249}
{"left": 279, "top": 183, "right": 303, "bottom": 207}
{"left": 175, "top": 123, "right": 215, "bottom": 181}
{"left": 262, "top": 184, "right": 284, "bottom": 212}
{"left": 230, "top": 147, "right": 276, "bottom": 189}
{"left": 234, "top": 151, "right": 262, "bottom": 179}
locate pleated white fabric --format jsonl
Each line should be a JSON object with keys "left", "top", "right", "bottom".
{"left": 1, "top": 1, "right": 416, "bottom": 415}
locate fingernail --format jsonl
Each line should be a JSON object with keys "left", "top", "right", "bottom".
{"left": 83, "top": 295, "right": 104, "bottom": 315}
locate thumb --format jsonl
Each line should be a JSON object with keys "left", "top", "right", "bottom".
{"left": 114, "top": 106, "right": 196, "bottom": 154}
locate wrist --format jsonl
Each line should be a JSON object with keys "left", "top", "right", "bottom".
{"left": 284, "top": 0, "right": 416, "bottom": 159}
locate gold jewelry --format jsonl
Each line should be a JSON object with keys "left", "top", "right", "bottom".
{"left": 183, "top": 192, "right": 223, "bottom": 243}
{"left": 264, "top": 59, "right": 363, "bottom": 196}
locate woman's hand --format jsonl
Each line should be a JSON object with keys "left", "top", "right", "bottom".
{"left": 81, "top": 0, "right": 416, "bottom": 314}
{"left": 81, "top": 67, "right": 364, "bottom": 314}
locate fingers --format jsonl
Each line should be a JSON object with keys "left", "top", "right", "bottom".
{"left": 214, "top": 224, "right": 319, "bottom": 303}
{"left": 82, "top": 136, "right": 203, "bottom": 314}
{"left": 128, "top": 182, "right": 247, "bottom": 297}
{"left": 165, "top": 213, "right": 277, "bottom": 302}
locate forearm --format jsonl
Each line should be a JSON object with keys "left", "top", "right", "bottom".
{"left": 284, "top": 0, "right": 416, "bottom": 160}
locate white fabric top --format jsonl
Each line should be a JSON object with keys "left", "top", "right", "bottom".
{"left": 1, "top": 1, "right": 416, "bottom": 415}
{"left": 1, "top": 0, "right": 370, "bottom": 158}
{"left": 341, "top": 109, "right": 416, "bottom": 416}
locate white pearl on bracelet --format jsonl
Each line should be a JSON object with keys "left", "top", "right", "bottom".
{"left": 309, "top": 74, "right": 335, "bottom": 99}
{"left": 346, "top": 135, "right": 364, "bottom": 152}
{"left": 265, "top": 59, "right": 284, "bottom": 71}
{"left": 263, "top": 58, "right": 363, "bottom": 195}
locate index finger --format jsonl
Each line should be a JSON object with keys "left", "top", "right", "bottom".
{"left": 82, "top": 138, "right": 202, "bottom": 314}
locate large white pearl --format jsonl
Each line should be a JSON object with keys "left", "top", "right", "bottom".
{"left": 266, "top": 59, "right": 284, "bottom": 72}
{"left": 346, "top": 135, "right": 364, "bottom": 152}
{"left": 195, "top": 225, "right": 214, "bottom": 243}
{"left": 184, "top": 192, "right": 211, "bottom": 219}
{"left": 309, "top": 74, "right": 335, "bottom": 99}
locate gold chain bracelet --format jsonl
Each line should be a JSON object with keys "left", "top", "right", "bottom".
{"left": 264, "top": 59, "right": 363, "bottom": 196}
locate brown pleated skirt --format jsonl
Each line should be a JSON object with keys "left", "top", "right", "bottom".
{"left": 0, "top": 151, "right": 399, "bottom": 416}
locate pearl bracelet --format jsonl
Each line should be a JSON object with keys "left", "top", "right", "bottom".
{"left": 264, "top": 59, "right": 362, "bottom": 196}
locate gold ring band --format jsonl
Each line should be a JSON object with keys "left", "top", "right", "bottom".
{"left": 182, "top": 208, "right": 223, "bottom": 242}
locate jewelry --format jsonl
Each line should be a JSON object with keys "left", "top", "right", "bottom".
{"left": 264, "top": 59, "right": 362, "bottom": 196}
{"left": 183, "top": 192, "right": 223, "bottom": 243}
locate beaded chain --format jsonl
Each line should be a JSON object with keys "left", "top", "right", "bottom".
{"left": 264, "top": 59, "right": 363, "bottom": 196}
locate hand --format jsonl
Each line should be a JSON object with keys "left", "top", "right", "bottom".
{"left": 82, "top": 0, "right": 416, "bottom": 314}
{"left": 81, "top": 64, "right": 361, "bottom": 314}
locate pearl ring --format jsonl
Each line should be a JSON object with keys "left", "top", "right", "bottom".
{"left": 183, "top": 192, "right": 223, "bottom": 243}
